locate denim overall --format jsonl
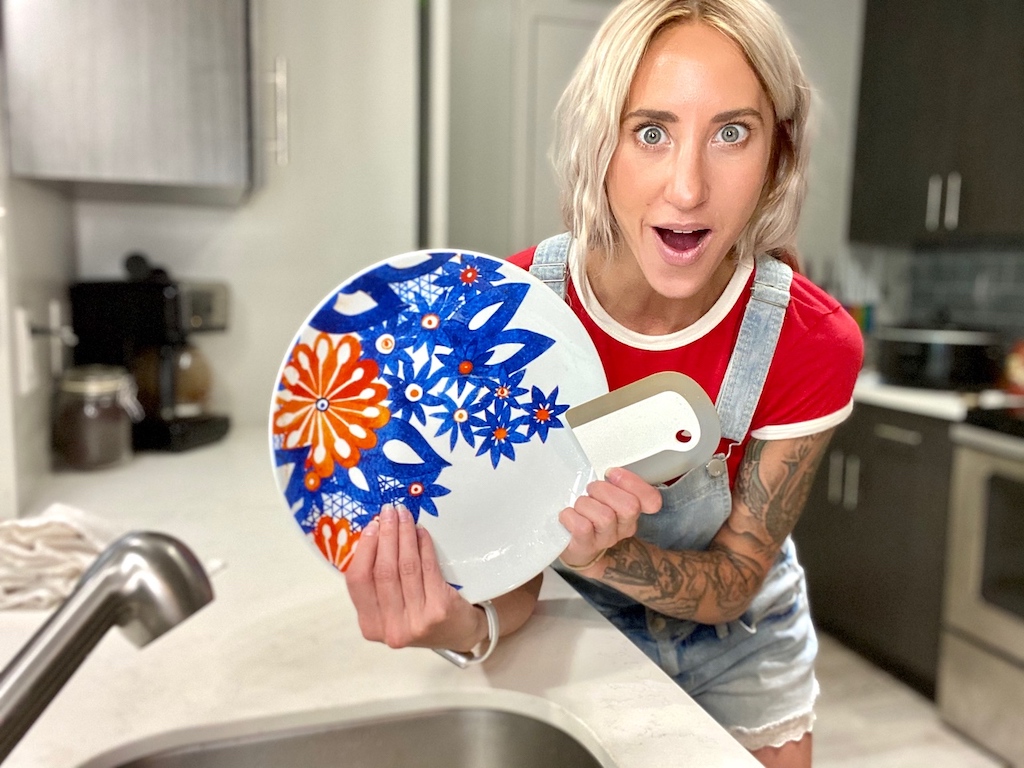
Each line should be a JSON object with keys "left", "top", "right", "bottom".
{"left": 531, "top": 233, "right": 818, "bottom": 740}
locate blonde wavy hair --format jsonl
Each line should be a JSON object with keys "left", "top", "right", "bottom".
{"left": 553, "top": 0, "right": 812, "bottom": 266}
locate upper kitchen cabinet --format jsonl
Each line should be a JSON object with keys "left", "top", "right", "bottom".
{"left": 2, "top": 0, "right": 251, "bottom": 204}
{"left": 849, "top": 0, "right": 1024, "bottom": 246}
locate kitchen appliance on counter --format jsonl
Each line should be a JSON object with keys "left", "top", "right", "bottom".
{"left": 69, "top": 254, "right": 230, "bottom": 452}
{"left": 873, "top": 325, "right": 1004, "bottom": 391}
{"left": 938, "top": 410, "right": 1024, "bottom": 766}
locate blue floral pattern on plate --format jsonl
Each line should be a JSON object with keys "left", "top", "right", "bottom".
{"left": 270, "top": 250, "right": 607, "bottom": 602}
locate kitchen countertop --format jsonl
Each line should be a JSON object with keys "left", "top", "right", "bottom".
{"left": 0, "top": 427, "right": 756, "bottom": 768}
{"left": 853, "top": 369, "right": 1023, "bottom": 421}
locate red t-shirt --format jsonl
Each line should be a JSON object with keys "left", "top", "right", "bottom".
{"left": 509, "top": 245, "right": 864, "bottom": 484}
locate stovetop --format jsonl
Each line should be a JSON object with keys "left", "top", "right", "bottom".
{"left": 964, "top": 407, "right": 1024, "bottom": 440}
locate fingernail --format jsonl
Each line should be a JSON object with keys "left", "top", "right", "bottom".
{"left": 606, "top": 467, "right": 623, "bottom": 483}
{"left": 396, "top": 504, "right": 412, "bottom": 521}
{"left": 379, "top": 505, "right": 396, "bottom": 523}
{"left": 363, "top": 519, "right": 379, "bottom": 537}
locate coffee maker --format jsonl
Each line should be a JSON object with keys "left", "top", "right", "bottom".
{"left": 69, "top": 254, "right": 231, "bottom": 452}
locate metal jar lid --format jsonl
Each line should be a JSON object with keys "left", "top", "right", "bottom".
{"left": 58, "top": 365, "right": 132, "bottom": 396}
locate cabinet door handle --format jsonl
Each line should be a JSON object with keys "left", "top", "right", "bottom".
{"left": 944, "top": 171, "right": 961, "bottom": 230}
{"left": 925, "top": 174, "right": 943, "bottom": 231}
{"left": 827, "top": 449, "right": 844, "bottom": 505}
{"left": 843, "top": 455, "right": 860, "bottom": 511}
{"left": 267, "top": 56, "right": 289, "bottom": 166}
{"left": 873, "top": 423, "right": 922, "bottom": 446}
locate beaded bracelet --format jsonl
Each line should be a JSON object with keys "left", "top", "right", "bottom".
{"left": 433, "top": 600, "right": 500, "bottom": 669}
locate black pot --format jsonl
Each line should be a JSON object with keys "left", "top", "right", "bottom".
{"left": 873, "top": 326, "right": 1004, "bottom": 390}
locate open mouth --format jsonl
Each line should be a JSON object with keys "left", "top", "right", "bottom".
{"left": 655, "top": 227, "right": 709, "bottom": 253}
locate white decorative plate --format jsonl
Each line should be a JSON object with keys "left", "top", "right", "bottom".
{"left": 269, "top": 249, "right": 608, "bottom": 603}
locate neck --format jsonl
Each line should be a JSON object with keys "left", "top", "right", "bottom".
{"left": 584, "top": 250, "right": 737, "bottom": 335}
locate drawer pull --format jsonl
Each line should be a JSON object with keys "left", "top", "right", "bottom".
{"left": 828, "top": 450, "right": 844, "bottom": 504}
{"left": 944, "top": 171, "right": 961, "bottom": 230}
{"left": 843, "top": 455, "right": 860, "bottom": 511}
{"left": 874, "top": 423, "right": 923, "bottom": 446}
{"left": 926, "top": 174, "right": 942, "bottom": 231}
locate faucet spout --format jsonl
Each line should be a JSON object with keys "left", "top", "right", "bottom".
{"left": 0, "top": 531, "right": 214, "bottom": 763}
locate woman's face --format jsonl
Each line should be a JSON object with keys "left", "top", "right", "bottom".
{"left": 604, "top": 21, "right": 775, "bottom": 308}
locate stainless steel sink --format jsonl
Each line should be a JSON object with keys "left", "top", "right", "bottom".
{"left": 104, "top": 707, "right": 609, "bottom": 768}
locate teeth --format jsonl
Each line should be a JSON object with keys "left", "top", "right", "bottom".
{"left": 671, "top": 229, "right": 694, "bottom": 234}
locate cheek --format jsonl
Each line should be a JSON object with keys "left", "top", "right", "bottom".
{"left": 606, "top": 148, "right": 645, "bottom": 221}
{"left": 720, "top": 153, "right": 771, "bottom": 218}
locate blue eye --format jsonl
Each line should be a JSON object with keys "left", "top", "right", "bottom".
{"left": 637, "top": 125, "right": 667, "bottom": 146}
{"left": 716, "top": 123, "right": 750, "bottom": 144}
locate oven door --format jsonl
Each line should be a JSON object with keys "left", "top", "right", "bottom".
{"left": 940, "top": 423, "right": 1024, "bottom": 766}
{"left": 945, "top": 424, "right": 1024, "bottom": 659}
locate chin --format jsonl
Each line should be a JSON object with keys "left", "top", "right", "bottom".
{"left": 643, "top": 267, "right": 717, "bottom": 302}
{"left": 644, "top": 250, "right": 732, "bottom": 300}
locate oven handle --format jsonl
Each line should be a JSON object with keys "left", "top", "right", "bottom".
{"left": 951, "top": 422, "right": 1024, "bottom": 462}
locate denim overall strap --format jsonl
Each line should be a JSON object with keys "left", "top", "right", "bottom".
{"left": 715, "top": 254, "right": 793, "bottom": 443}
{"left": 552, "top": 249, "right": 803, "bottom": 675}
{"left": 529, "top": 232, "right": 572, "bottom": 300}
{"left": 633, "top": 255, "right": 794, "bottom": 557}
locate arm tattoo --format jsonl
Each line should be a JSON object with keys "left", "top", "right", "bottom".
{"left": 603, "top": 539, "right": 701, "bottom": 616}
{"left": 592, "top": 429, "right": 834, "bottom": 622}
{"left": 600, "top": 539, "right": 764, "bottom": 619}
{"left": 737, "top": 432, "right": 833, "bottom": 546}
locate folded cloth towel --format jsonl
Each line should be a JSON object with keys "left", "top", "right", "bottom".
{"left": 0, "top": 503, "right": 121, "bottom": 610}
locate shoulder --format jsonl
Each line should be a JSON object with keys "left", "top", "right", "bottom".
{"left": 748, "top": 271, "right": 864, "bottom": 440}
{"left": 507, "top": 246, "right": 538, "bottom": 270}
{"left": 783, "top": 273, "right": 864, "bottom": 364}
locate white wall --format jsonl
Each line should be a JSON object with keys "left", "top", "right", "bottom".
{"left": 0, "top": 179, "right": 76, "bottom": 518}
{"left": 74, "top": 0, "right": 419, "bottom": 428}
{"left": 768, "top": 0, "right": 866, "bottom": 282}
{"left": 0, "top": 29, "right": 78, "bottom": 518}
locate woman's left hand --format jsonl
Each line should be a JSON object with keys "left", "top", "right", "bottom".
{"left": 558, "top": 467, "right": 662, "bottom": 570}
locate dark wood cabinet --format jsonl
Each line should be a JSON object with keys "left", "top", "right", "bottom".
{"left": 849, "top": 0, "right": 1024, "bottom": 246}
{"left": 794, "top": 403, "right": 953, "bottom": 698}
{"left": 954, "top": 1, "right": 1024, "bottom": 240}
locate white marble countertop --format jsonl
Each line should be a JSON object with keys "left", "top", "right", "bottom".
{"left": 853, "top": 369, "right": 1024, "bottom": 421}
{"left": 0, "top": 427, "right": 756, "bottom": 768}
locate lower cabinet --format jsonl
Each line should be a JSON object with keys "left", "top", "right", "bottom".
{"left": 794, "top": 403, "right": 953, "bottom": 698}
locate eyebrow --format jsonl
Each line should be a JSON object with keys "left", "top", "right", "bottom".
{"left": 623, "top": 107, "right": 766, "bottom": 124}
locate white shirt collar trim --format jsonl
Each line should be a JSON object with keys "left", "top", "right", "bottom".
{"left": 567, "top": 241, "right": 754, "bottom": 351}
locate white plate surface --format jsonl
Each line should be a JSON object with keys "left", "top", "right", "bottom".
{"left": 269, "top": 249, "right": 608, "bottom": 602}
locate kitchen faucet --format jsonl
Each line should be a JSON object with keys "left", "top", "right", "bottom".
{"left": 0, "top": 531, "right": 214, "bottom": 763}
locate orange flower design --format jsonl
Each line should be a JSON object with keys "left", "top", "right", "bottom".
{"left": 273, "top": 333, "right": 390, "bottom": 479}
{"left": 312, "top": 515, "right": 360, "bottom": 571}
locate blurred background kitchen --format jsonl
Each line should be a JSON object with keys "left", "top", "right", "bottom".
{"left": 0, "top": 1, "right": 1021, "bottom": 765}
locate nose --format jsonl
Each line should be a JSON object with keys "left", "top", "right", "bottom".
{"left": 663, "top": 141, "right": 708, "bottom": 211}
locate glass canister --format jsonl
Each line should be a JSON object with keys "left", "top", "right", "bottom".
{"left": 52, "top": 365, "right": 143, "bottom": 470}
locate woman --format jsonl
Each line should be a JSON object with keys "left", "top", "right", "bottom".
{"left": 345, "top": 1, "right": 863, "bottom": 765}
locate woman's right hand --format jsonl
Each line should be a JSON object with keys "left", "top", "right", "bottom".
{"left": 344, "top": 504, "right": 487, "bottom": 652}
{"left": 558, "top": 467, "right": 662, "bottom": 570}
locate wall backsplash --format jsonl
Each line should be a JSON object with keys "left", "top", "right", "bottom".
{"left": 906, "top": 249, "right": 1024, "bottom": 339}
{"left": 849, "top": 246, "right": 1024, "bottom": 344}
